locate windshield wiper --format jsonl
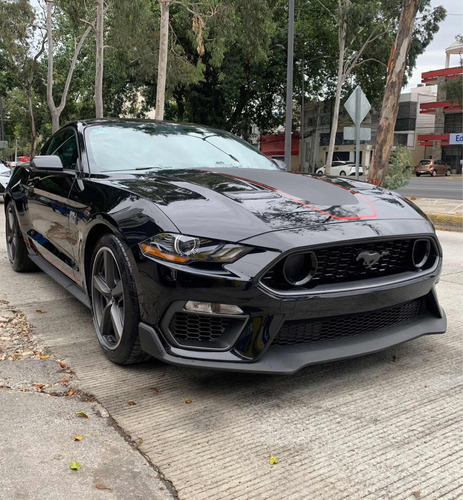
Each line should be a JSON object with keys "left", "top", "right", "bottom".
{"left": 103, "top": 166, "right": 161, "bottom": 173}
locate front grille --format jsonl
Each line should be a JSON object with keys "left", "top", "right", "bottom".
{"left": 170, "top": 312, "right": 232, "bottom": 343}
{"left": 261, "top": 238, "right": 437, "bottom": 291}
{"left": 273, "top": 297, "right": 427, "bottom": 346}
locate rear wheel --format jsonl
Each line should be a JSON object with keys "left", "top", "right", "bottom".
{"left": 416, "top": 173, "right": 421, "bottom": 177}
{"left": 431, "top": 169, "right": 437, "bottom": 177}
{"left": 339, "top": 171, "right": 346, "bottom": 176}
{"left": 5, "top": 201, "right": 36, "bottom": 272}
{"left": 446, "top": 168, "right": 451, "bottom": 176}
{"left": 90, "top": 234, "right": 150, "bottom": 364}
{"left": 316, "top": 170, "right": 323, "bottom": 176}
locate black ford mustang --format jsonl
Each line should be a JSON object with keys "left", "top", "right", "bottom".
{"left": 4, "top": 119, "right": 446, "bottom": 373}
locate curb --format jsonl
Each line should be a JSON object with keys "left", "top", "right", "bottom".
{"left": 426, "top": 212, "right": 463, "bottom": 231}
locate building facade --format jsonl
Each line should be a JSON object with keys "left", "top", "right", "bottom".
{"left": 417, "top": 40, "right": 463, "bottom": 173}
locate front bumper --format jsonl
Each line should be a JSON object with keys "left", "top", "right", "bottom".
{"left": 134, "top": 221, "right": 446, "bottom": 374}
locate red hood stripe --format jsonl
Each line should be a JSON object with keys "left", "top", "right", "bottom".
{"left": 218, "top": 172, "right": 377, "bottom": 221}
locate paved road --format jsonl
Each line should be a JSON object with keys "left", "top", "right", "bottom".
{"left": 396, "top": 176, "right": 462, "bottom": 200}
{"left": 0, "top": 214, "right": 462, "bottom": 499}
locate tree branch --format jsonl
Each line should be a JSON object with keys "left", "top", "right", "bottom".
{"left": 57, "top": 24, "right": 93, "bottom": 113}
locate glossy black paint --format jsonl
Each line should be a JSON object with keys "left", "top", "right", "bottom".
{"left": 4, "top": 119, "right": 446, "bottom": 374}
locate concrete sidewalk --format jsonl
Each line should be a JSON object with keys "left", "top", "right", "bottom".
{"left": 0, "top": 300, "right": 174, "bottom": 500}
{"left": 407, "top": 197, "right": 462, "bottom": 230}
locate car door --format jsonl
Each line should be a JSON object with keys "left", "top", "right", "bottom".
{"left": 25, "top": 128, "right": 79, "bottom": 281}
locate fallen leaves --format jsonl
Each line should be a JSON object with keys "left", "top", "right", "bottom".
{"left": 59, "top": 361, "right": 67, "bottom": 369}
{"left": 269, "top": 456, "right": 279, "bottom": 465}
{"left": 69, "top": 461, "right": 81, "bottom": 471}
{"left": 35, "top": 310, "right": 47, "bottom": 314}
{"left": 67, "top": 390, "right": 75, "bottom": 396}
{"left": 134, "top": 437, "right": 143, "bottom": 448}
{"left": 95, "top": 484, "right": 112, "bottom": 491}
{"left": 74, "top": 435, "right": 83, "bottom": 441}
{"left": 185, "top": 398, "right": 193, "bottom": 404}
{"left": 127, "top": 401, "right": 136, "bottom": 406}
{"left": 39, "top": 355, "right": 50, "bottom": 360}
{"left": 412, "top": 492, "right": 421, "bottom": 499}
{"left": 61, "top": 377, "right": 70, "bottom": 383}
{"left": 75, "top": 412, "right": 89, "bottom": 419}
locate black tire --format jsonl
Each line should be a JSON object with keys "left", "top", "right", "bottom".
{"left": 431, "top": 169, "right": 437, "bottom": 177}
{"left": 339, "top": 171, "right": 347, "bottom": 176}
{"left": 316, "top": 170, "right": 323, "bottom": 176}
{"left": 446, "top": 169, "right": 451, "bottom": 176}
{"left": 5, "top": 201, "right": 37, "bottom": 272}
{"left": 415, "top": 173, "right": 420, "bottom": 177}
{"left": 90, "top": 234, "right": 150, "bottom": 364}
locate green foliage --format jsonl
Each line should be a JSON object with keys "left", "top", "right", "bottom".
{"left": 383, "top": 145, "right": 413, "bottom": 190}
{"left": 442, "top": 75, "right": 463, "bottom": 105}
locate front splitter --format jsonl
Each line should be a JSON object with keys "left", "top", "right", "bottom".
{"left": 139, "top": 312, "right": 446, "bottom": 375}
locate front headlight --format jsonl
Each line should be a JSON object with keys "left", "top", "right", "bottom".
{"left": 140, "top": 233, "right": 251, "bottom": 264}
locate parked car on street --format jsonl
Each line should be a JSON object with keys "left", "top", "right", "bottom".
{"left": 0, "top": 162, "right": 11, "bottom": 201}
{"left": 4, "top": 119, "right": 446, "bottom": 373}
{"left": 316, "top": 161, "right": 363, "bottom": 177}
{"left": 415, "top": 159, "right": 452, "bottom": 177}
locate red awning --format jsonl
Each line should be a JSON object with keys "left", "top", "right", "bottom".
{"left": 260, "top": 133, "right": 299, "bottom": 156}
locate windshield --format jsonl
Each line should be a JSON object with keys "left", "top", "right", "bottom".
{"left": 419, "top": 160, "right": 431, "bottom": 165}
{"left": 85, "top": 123, "right": 276, "bottom": 172}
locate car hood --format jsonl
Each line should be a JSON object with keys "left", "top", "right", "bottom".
{"left": 109, "top": 168, "right": 427, "bottom": 242}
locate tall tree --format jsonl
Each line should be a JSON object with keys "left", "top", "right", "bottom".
{"left": 46, "top": 0, "right": 92, "bottom": 132}
{"left": 155, "top": 0, "right": 171, "bottom": 120}
{"left": 368, "top": 0, "right": 421, "bottom": 186}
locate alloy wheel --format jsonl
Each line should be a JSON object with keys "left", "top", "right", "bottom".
{"left": 91, "top": 246, "right": 125, "bottom": 350}
{"left": 6, "top": 204, "right": 18, "bottom": 263}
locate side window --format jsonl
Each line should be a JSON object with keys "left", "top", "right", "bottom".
{"left": 53, "top": 136, "right": 78, "bottom": 170}
{"left": 45, "top": 129, "right": 75, "bottom": 156}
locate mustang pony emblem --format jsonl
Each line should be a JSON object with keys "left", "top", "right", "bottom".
{"left": 356, "top": 250, "right": 390, "bottom": 269}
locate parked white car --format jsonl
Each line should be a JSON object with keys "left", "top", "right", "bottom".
{"left": 316, "top": 161, "right": 363, "bottom": 177}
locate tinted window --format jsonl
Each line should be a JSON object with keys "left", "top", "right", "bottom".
{"left": 85, "top": 123, "right": 276, "bottom": 173}
{"left": 45, "top": 128, "right": 75, "bottom": 156}
{"left": 54, "top": 136, "right": 78, "bottom": 170}
{"left": 419, "top": 160, "right": 431, "bottom": 165}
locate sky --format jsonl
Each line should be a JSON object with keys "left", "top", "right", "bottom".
{"left": 404, "top": 0, "right": 463, "bottom": 91}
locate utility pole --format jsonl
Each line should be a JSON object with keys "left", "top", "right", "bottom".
{"left": 300, "top": 63, "right": 306, "bottom": 172}
{"left": 0, "top": 97, "right": 6, "bottom": 162}
{"left": 284, "top": 0, "right": 295, "bottom": 170}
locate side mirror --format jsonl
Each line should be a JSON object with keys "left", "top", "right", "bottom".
{"left": 31, "top": 155, "right": 63, "bottom": 171}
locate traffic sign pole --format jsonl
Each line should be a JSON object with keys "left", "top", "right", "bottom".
{"left": 355, "top": 87, "right": 361, "bottom": 180}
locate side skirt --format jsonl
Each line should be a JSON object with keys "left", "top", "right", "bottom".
{"left": 28, "top": 254, "right": 91, "bottom": 309}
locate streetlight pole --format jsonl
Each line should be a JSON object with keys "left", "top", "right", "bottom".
{"left": 284, "top": 0, "right": 295, "bottom": 171}
{"left": 300, "top": 62, "right": 306, "bottom": 172}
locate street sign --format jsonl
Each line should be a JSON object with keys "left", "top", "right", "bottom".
{"left": 344, "top": 86, "right": 371, "bottom": 126}
{"left": 449, "top": 133, "right": 463, "bottom": 145}
{"left": 343, "top": 127, "right": 371, "bottom": 141}
{"left": 344, "top": 86, "right": 371, "bottom": 180}
{"left": 0, "top": 141, "right": 7, "bottom": 149}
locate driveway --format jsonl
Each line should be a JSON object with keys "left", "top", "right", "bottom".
{"left": 0, "top": 213, "right": 461, "bottom": 500}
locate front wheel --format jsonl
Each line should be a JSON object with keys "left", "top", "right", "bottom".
{"left": 431, "top": 169, "right": 437, "bottom": 177}
{"left": 446, "top": 169, "right": 451, "bottom": 176}
{"left": 339, "top": 171, "right": 346, "bottom": 176}
{"left": 90, "top": 234, "right": 150, "bottom": 364}
{"left": 5, "top": 201, "right": 36, "bottom": 272}
{"left": 316, "top": 170, "right": 323, "bottom": 176}
{"left": 415, "top": 173, "right": 420, "bottom": 177}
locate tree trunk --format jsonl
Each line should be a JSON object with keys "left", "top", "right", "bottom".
{"left": 46, "top": 0, "right": 92, "bottom": 133}
{"left": 27, "top": 89, "right": 36, "bottom": 157}
{"left": 46, "top": 0, "right": 59, "bottom": 133}
{"left": 325, "top": 3, "right": 346, "bottom": 176}
{"left": 155, "top": 0, "right": 170, "bottom": 121}
{"left": 367, "top": 0, "right": 419, "bottom": 186}
{"left": 95, "top": 0, "right": 104, "bottom": 118}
